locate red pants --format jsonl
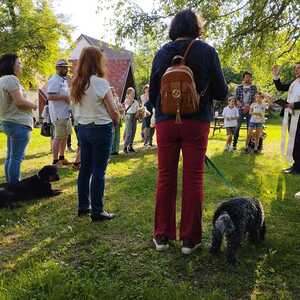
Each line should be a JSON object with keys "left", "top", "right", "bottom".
{"left": 154, "top": 119, "right": 210, "bottom": 244}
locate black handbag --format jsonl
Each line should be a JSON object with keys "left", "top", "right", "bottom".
{"left": 41, "top": 122, "right": 52, "bottom": 137}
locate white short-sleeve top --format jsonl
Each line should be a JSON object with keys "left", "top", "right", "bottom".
{"left": 0, "top": 75, "right": 33, "bottom": 128}
{"left": 47, "top": 74, "right": 71, "bottom": 121}
{"left": 73, "top": 75, "right": 112, "bottom": 125}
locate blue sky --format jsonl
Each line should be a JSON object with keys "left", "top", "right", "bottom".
{"left": 53, "top": 0, "right": 155, "bottom": 43}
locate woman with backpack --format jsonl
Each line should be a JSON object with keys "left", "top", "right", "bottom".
{"left": 149, "top": 9, "right": 228, "bottom": 254}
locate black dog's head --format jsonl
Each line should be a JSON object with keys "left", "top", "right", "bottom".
{"left": 215, "top": 211, "right": 235, "bottom": 235}
{"left": 38, "top": 165, "right": 60, "bottom": 182}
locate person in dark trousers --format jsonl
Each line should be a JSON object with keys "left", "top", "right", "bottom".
{"left": 272, "top": 63, "right": 300, "bottom": 174}
{"left": 149, "top": 9, "right": 228, "bottom": 255}
{"left": 233, "top": 72, "right": 257, "bottom": 149}
{"left": 71, "top": 46, "right": 120, "bottom": 222}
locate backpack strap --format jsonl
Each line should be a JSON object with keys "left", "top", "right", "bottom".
{"left": 183, "top": 39, "right": 197, "bottom": 63}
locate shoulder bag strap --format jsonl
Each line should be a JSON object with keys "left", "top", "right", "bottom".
{"left": 182, "top": 39, "right": 197, "bottom": 64}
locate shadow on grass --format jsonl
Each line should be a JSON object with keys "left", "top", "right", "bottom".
{"left": 1, "top": 144, "right": 299, "bottom": 298}
{"left": 0, "top": 151, "right": 51, "bottom": 166}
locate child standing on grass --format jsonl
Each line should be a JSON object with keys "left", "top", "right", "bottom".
{"left": 245, "top": 92, "right": 267, "bottom": 153}
{"left": 222, "top": 96, "right": 239, "bottom": 151}
{"left": 123, "top": 87, "right": 139, "bottom": 153}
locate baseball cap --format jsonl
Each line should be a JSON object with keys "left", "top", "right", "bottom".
{"left": 56, "top": 59, "right": 69, "bottom": 67}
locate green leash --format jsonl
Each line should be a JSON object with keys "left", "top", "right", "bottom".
{"left": 205, "top": 155, "right": 235, "bottom": 192}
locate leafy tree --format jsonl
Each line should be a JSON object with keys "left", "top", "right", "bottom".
{"left": 0, "top": 0, "right": 72, "bottom": 87}
{"left": 98, "top": 0, "right": 300, "bottom": 92}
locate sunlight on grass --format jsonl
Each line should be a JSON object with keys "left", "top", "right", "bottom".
{"left": 0, "top": 116, "right": 300, "bottom": 299}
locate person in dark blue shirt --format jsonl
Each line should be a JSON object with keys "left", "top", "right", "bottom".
{"left": 150, "top": 9, "right": 228, "bottom": 255}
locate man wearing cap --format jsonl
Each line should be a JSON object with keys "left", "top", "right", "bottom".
{"left": 47, "top": 59, "right": 72, "bottom": 166}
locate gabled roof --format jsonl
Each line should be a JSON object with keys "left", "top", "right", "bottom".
{"left": 70, "top": 34, "right": 135, "bottom": 101}
{"left": 78, "top": 34, "right": 133, "bottom": 60}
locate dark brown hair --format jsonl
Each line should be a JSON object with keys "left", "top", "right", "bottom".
{"left": 169, "top": 9, "right": 203, "bottom": 41}
{"left": 0, "top": 53, "right": 18, "bottom": 77}
{"left": 242, "top": 71, "right": 252, "bottom": 78}
{"left": 71, "top": 47, "right": 106, "bottom": 104}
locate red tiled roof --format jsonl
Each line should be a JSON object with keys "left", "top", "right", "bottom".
{"left": 74, "top": 34, "right": 135, "bottom": 99}
{"left": 79, "top": 34, "right": 133, "bottom": 60}
{"left": 107, "top": 59, "right": 132, "bottom": 100}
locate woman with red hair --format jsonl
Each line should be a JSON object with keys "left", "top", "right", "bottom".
{"left": 71, "top": 46, "right": 120, "bottom": 222}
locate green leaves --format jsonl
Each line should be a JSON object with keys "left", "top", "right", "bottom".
{"left": 0, "top": 0, "right": 72, "bottom": 87}
{"left": 98, "top": 0, "right": 299, "bottom": 91}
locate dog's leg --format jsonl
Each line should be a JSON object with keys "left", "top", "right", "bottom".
{"left": 248, "top": 228, "right": 260, "bottom": 244}
{"left": 226, "top": 232, "right": 241, "bottom": 265}
{"left": 259, "top": 221, "right": 266, "bottom": 242}
{"left": 210, "top": 227, "right": 223, "bottom": 255}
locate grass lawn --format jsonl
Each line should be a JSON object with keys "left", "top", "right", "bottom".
{"left": 0, "top": 116, "right": 300, "bottom": 299}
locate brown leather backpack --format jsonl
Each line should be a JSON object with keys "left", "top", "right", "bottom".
{"left": 160, "top": 39, "right": 207, "bottom": 123}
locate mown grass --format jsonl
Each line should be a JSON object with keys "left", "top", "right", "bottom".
{"left": 0, "top": 116, "right": 299, "bottom": 300}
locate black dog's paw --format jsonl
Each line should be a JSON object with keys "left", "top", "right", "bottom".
{"left": 209, "top": 247, "right": 221, "bottom": 256}
{"left": 227, "top": 256, "right": 238, "bottom": 266}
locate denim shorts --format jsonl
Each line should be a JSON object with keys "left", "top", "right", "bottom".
{"left": 249, "top": 122, "right": 263, "bottom": 129}
{"left": 225, "top": 127, "right": 235, "bottom": 135}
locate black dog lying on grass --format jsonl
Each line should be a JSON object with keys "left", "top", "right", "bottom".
{"left": 210, "top": 197, "right": 266, "bottom": 265}
{"left": 0, "top": 165, "right": 61, "bottom": 208}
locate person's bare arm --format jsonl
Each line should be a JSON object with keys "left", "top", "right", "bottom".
{"left": 48, "top": 94, "right": 70, "bottom": 103}
{"left": 103, "top": 90, "right": 121, "bottom": 124}
{"left": 10, "top": 89, "right": 37, "bottom": 110}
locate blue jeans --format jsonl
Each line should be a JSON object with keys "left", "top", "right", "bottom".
{"left": 77, "top": 123, "right": 113, "bottom": 214}
{"left": 233, "top": 111, "right": 251, "bottom": 146}
{"left": 2, "top": 121, "right": 32, "bottom": 183}
{"left": 124, "top": 114, "right": 137, "bottom": 149}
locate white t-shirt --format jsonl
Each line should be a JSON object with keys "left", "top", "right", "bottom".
{"left": 125, "top": 99, "right": 139, "bottom": 114}
{"left": 47, "top": 74, "right": 71, "bottom": 121}
{"left": 73, "top": 75, "right": 112, "bottom": 125}
{"left": 222, "top": 106, "right": 239, "bottom": 128}
{"left": 287, "top": 79, "right": 300, "bottom": 103}
{"left": 0, "top": 75, "right": 33, "bottom": 128}
{"left": 250, "top": 103, "right": 267, "bottom": 123}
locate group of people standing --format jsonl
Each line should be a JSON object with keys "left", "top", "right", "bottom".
{"left": 0, "top": 9, "right": 299, "bottom": 255}
{"left": 222, "top": 71, "right": 266, "bottom": 153}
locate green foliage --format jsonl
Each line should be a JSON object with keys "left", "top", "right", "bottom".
{"left": 98, "top": 0, "right": 300, "bottom": 93}
{"left": 0, "top": 0, "right": 72, "bottom": 87}
{"left": 1, "top": 118, "right": 300, "bottom": 299}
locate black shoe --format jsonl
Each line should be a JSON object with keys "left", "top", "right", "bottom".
{"left": 283, "top": 166, "right": 295, "bottom": 173}
{"left": 78, "top": 208, "right": 91, "bottom": 217}
{"left": 91, "top": 211, "right": 116, "bottom": 222}
{"left": 111, "top": 152, "right": 119, "bottom": 156}
{"left": 128, "top": 147, "right": 136, "bottom": 153}
{"left": 153, "top": 235, "right": 169, "bottom": 251}
{"left": 284, "top": 167, "right": 300, "bottom": 174}
{"left": 123, "top": 147, "right": 128, "bottom": 154}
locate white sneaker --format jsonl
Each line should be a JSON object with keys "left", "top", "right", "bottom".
{"left": 153, "top": 236, "right": 169, "bottom": 251}
{"left": 181, "top": 241, "right": 201, "bottom": 255}
{"left": 228, "top": 145, "right": 234, "bottom": 152}
{"left": 295, "top": 192, "right": 300, "bottom": 200}
{"left": 224, "top": 145, "right": 229, "bottom": 151}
